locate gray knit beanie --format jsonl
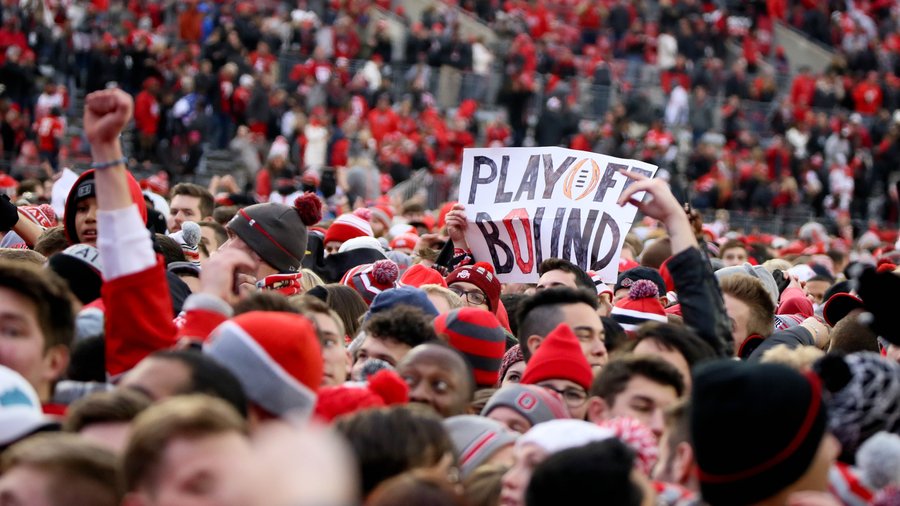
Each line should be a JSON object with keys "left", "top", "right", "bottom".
{"left": 227, "top": 193, "right": 322, "bottom": 273}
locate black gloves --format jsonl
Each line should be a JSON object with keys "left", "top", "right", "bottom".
{"left": 772, "top": 269, "right": 791, "bottom": 296}
{"left": 0, "top": 195, "right": 19, "bottom": 233}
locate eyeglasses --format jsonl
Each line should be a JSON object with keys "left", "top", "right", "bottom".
{"left": 449, "top": 286, "right": 487, "bottom": 306}
{"left": 537, "top": 384, "right": 589, "bottom": 408}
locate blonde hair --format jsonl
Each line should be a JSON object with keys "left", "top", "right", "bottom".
{"left": 762, "top": 258, "right": 791, "bottom": 273}
{"left": 421, "top": 284, "right": 464, "bottom": 310}
{"left": 0, "top": 247, "right": 46, "bottom": 266}
{"left": 301, "top": 268, "right": 325, "bottom": 292}
{"left": 760, "top": 344, "right": 824, "bottom": 371}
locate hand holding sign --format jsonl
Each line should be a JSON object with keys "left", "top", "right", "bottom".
{"left": 458, "top": 147, "right": 658, "bottom": 284}
{"left": 445, "top": 203, "right": 469, "bottom": 249}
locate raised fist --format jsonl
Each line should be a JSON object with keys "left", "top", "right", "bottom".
{"left": 84, "top": 89, "right": 133, "bottom": 146}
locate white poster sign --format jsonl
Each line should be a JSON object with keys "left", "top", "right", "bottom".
{"left": 457, "top": 147, "right": 658, "bottom": 283}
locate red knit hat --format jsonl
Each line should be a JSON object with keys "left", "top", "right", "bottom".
{"left": 521, "top": 323, "right": 593, "bottom": 391}
{"left": 390, "top": 233, "right": 420, "bottom": 252}
{"left": 313, "top": 369, "right": 409, "bottom": 422}
{"left": 205, "top": 312, "right": 323, "bottom": 418}
{"left": 341, "top": 259, "right": 400, "bottom": 305}
{"left": 436, "top": 308, "right": 507, "bottom": 387}
{"left": 399, "top": 263, "right": 447, "bottom": 288}
{"left": 611, "top": 279, "right": 668, "bottom": 332}
{"left": 446, "top": 262, "right": 502, "bottom": 313}
{"left": 324, "top": 210, "right": 374, "bottom": 245}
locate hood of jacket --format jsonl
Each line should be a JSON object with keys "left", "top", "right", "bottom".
{"left": 65, "top": 169, "right": 148, "bottom": 244}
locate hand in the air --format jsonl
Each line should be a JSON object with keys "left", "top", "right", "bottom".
{"left": 616, "top": 170, "right": 683, "bottom": 225}
{"left": 84, "top": 89, "right": 133, "bottom": 146}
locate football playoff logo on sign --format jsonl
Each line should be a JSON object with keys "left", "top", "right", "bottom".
{"left": 562, "top": 158, "right": 602, "bottom": 201}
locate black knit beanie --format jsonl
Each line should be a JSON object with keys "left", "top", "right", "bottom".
{"left": 227, "top": 193, "right": 322, "bottom": 273}
{"left": 690, "top": 360, "right": 827, "bottom": 506}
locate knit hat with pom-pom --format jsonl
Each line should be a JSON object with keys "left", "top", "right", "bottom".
{"left": 446, "top": 262, "right": 502, "bottom": 313}
{"left": 611, "top": 279, "right": 668, "bottom": 332}
{"left": 325, "top": 209, "right": 374, "bottom": 245}
{"left": 341, "top": 259, "right": 400, "bottom": 305}
{"left": 205, "top": 311, "right": 323, "bottom": 419}
{"left": 313, "top": 369, "right": 409, "bottom": 423}
{"left": 227, "top": 192, "right": 323, "bottom": 273}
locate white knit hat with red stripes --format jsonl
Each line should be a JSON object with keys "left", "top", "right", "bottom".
{"left": 340, "top": 259, "right": 400, "bottom": 305}
{"left": 324, "top": 210, "right": 374, "bottom": 245}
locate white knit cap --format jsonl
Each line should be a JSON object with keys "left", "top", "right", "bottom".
{"left": 517, "top": 419, "right": 614, "bottom": 455}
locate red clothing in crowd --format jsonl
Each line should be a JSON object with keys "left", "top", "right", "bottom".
{"left": 569, "top": 133, "right": 592, "bottom": 152}
{"left": 34, "top": 116, "right": 64, "bottom": 152}
{"left": 660, "top": 69, "right": 691, "bottom": 94}
{"left": 333, "top": 31, "right": 361, "bottom": 59}
{"left": 134, "top": 90, "right": 160, "bottom": 136}
{"left": 790, "top": 73, "right": 817, "bottom": 107}
{"left": 486, "top": 123, "right": 511, "bottom": 146}
{"left": 367, "top": 107, "right": 399, "bottom": 144}
{"left": 178, "top": 7, "right": 203, "bottom": 43}
{"left": 249, "top": 51, "right": 276, "bottom": 74}
{"left": 852, "top": 81, "right": 883, "bottom": 115}
{"left": 232, "top": 85, "right": 251, "bottom": 121}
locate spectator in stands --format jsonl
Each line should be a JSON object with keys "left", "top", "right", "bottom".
{"left": 168, "top": 183, "right": 214, "bottom": 233}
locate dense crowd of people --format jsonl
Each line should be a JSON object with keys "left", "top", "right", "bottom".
{"left": 4, "top": 0, "right": 900, "bottom": 505}
{"left": 3, "top": 0, "right": 900, "bottom": 229}
{"left": 1, "top": 86, "right": 900, "bottom": 506}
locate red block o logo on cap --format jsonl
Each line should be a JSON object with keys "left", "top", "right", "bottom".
{"left": 516, "top": 392, "right": 537, "bottom": 412}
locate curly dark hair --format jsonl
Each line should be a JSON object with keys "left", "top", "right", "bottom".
{"left": 363, "top": 306, "right": 438, "bottom": 348}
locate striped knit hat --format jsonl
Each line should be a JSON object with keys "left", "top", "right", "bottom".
{"left": 324, "top": 210, "right": 374, "bottom": 245}
{"left": 205, "top": 312, "right": 323, "bottom": 419}
{"left": 611, "top": 279, "right": 668, "bottom": 332}
{"left": 444, "top": 415, "right": 518, "bottom": 478}
{"left": 481, "top": 384, "right": 570, "bottom": 427}
{"left": 341, "top": 259, "right": 400, "bottom": 305}
{"left": 436, "top": 308, "right": 507, "bottom": 387}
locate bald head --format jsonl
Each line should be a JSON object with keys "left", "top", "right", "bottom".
{"left": 398, "top": 344, "right": 474, "bottom": 418}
